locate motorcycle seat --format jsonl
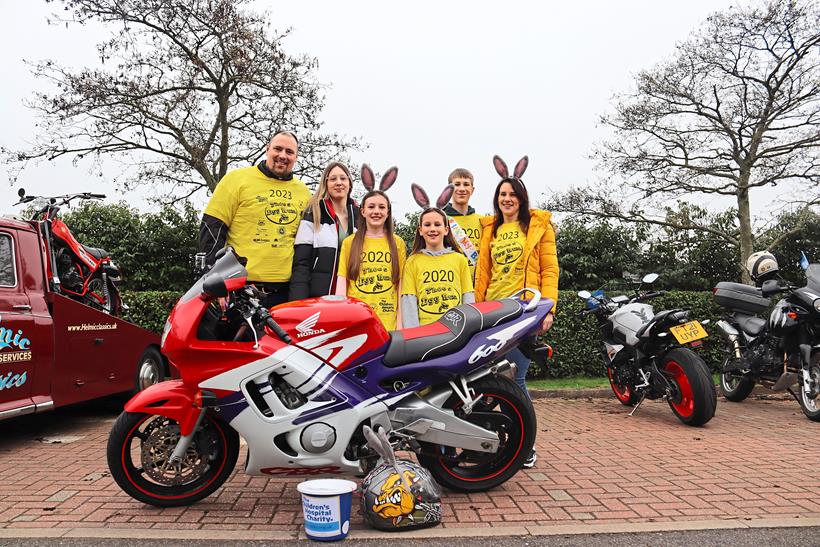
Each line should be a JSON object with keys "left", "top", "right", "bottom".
{"left": 737, "top": 315, "right": 766, "bottom": 336}
{"left": 82, "top": 244, "right": 109, "bottom": 260}
{"left": 383, "top": 299, "right": 523, "bottom": 367}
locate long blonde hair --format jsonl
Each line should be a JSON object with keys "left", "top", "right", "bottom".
{"left": 346, "top": 191, "right": 400, "bottom": 284}
{"left": 307, "top": 162, "right": 353, "bottom": 231}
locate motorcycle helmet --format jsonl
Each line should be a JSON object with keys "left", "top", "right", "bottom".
{"left": 360, "top": 459, "right": 442, "bottom": 531}
{"left": 746, "top": 251, "right": 779, "bottom": 282}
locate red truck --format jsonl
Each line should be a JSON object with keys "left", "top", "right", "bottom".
{"left": 0, "top": 215, "right": 165, "bottom": 420}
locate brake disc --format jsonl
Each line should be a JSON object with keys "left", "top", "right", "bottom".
{"left": 140, "top": 418, "right": 210, "bottom": 485}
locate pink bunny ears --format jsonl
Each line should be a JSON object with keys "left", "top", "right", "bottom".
{"left": 411, "top": 183, "right": 454, "bottom": 210}
{"left": 493, "top": 155, "right": 529, "bottom": 180}
{"left": 361, "top": 164, "right": 398, "bottom": 192}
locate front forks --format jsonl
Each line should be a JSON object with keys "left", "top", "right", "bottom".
{"left": 168, "top": 408, "right": 207, "bottom": 464}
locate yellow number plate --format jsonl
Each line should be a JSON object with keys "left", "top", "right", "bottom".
{"left": 670, "top": 321, "right": 708, "bottom": 344}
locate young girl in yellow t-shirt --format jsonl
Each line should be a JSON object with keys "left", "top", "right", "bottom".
{"left": 401, "top": 184, "right": 474, "bottom": 327}
{"left": 336, "top": 189, "right": 406, "bottom": 330}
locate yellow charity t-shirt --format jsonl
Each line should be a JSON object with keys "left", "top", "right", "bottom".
{"left": 402, "top": 251, "right": 474, "bottom": 326}
{"left": 485, "top": 221, "right": 526, "bottom": 301}
{"left": 204, "top": 166, "right": 311, "bottom": 282}
{"left": 337, "top": 234, "right": 407, "bottom": 330}
{"left": 449, "top": 212, "right": 484, "bottom": 279}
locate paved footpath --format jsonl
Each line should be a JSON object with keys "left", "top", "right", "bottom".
{"left": 0, "top": 394, "right": 818, "bottom": 541}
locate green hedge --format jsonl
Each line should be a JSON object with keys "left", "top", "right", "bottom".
{"left": 120, "top": 289, "right": 726, "bottom": 379}
{"left": 121, "top": 291, "right": 182, "bottom": 333}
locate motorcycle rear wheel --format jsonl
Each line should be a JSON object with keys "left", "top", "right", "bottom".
{"left": 107, "top": 411, "right": 239, "bottom": 507}
{"left": 86, "top": 273, "right": 122, "bottom": 316}
{"left": 719, "top": 342, "right": 755, "bottom": 402}
{"left": 662, "top": 349, "right": 716, "bottom": 427}
{"left": 720, "top": 372, "right": 755, "bottom": 402}
{"left": 797, "top": 353, "right": 820, "bottom": 422}
{"left": 417, "top": 376, "right": 536, "bottom": 492}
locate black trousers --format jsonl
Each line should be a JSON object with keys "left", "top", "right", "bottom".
{"left": 250, "top": 281, "right": 290, "bottom": 308}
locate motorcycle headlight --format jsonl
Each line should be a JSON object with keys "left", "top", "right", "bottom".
{"left": 814, "top": 298, "right": 820, "bottom": 313}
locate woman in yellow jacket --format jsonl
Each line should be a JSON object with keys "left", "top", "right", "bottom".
{"left": 474, "top": 155, "right": 559, "bottom": 468}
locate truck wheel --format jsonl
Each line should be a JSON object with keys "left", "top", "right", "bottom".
{"left": 136, "top": 347, "right": 164, "bottom": 391}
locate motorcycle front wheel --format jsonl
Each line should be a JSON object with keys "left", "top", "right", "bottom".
{"left": 607, "top": 366, "right": 639, "bottom": 406}
{"left": 417, "top": 376, "right": 536, "bottom": 492}
{"left": 661, "top": 348, "right": 716, "bottom": 427}
{"left": 797, "top": 353, "right": 820, "bottom": 422}
{"left": 107, "top": 411, "right": 239, "bottom": 507}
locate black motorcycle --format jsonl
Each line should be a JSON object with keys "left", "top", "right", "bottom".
{"left": 578, "top": 273, "right": 717, "bottom": 426}
{"left": 714, "top": 263, "right": 820, "bottom": 421}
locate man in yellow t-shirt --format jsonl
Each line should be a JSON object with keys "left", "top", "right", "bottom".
{"left": 442, "top": 168, "right": 483, "bottom": 279}
{"left": 199, "top": 131, "right": 311, "bottom": 307}
{"left": 336, "top": 234, "right": 407, "bottom": 331}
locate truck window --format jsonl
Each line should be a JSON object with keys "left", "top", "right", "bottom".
{"left": 0, "top": 233, "right": 15, "bottom": 287}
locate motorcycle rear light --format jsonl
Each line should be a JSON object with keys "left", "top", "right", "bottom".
{"left": 787, "top": 312, "right": 798, "bottom": 320}
{"left": 689, "top": 340, "right": 703, "bottom": 348}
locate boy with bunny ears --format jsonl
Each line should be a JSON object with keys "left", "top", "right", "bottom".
{"left": 400, "top": 184, "right": 475, "bottom": 328}
{"left": 442, "top": 168, "right": 483, "bottom": 279}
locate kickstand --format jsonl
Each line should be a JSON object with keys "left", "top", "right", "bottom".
{"left": 628, "top": 393, "right": 646, "bottom": 417}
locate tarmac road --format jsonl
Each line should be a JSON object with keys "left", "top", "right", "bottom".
{"left": 2, "top": 526, "right": 820, "bottom": 546}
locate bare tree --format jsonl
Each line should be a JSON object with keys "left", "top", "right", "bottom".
{"left": 548, "top": 0, "right": 820, "bottom": 283}
{"left": 3, "top": 0, "right": 361, "bottom": 199}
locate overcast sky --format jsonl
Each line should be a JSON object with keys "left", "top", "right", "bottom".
{"left": 1, "top": 0, "right": 744, "bottom": 219}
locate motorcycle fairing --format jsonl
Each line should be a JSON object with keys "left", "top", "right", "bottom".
{"left": 190, "top": 303, "right": 550, "bottom": 475}
{"left": 124, "top": 380, "right": 200, "bottom": 435}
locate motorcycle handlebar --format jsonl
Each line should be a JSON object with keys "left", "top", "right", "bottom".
{"left": 636, "top": 290, "right": 666, "bottom": 302}
{"left": 255, "top": 306, "right": 293, "bottom": 344}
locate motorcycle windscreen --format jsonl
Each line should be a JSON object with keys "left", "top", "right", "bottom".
{"left": 181, "top": 249, "right": 248, "bottom": 303}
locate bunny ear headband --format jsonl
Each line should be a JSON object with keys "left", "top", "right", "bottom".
{"left": 410, "top": 183, "right": 454, "bottom": 210}
{"left": 492, "top": 155, "right": 529, "bottom": 181}
{"left": 361, "top": 164, "right": 398, "bottom": 193}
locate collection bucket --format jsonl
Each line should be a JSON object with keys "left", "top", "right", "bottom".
{"left": 297, "top": 479, "right": 358, "bottom": 541}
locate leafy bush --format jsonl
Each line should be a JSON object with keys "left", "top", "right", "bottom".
{"left": 63, "top": 201, "right": 199, "bottom": 292}
{"left": 121, "top": 291, "right": 181, "bottom": 333}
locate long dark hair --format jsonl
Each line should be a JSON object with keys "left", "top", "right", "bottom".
{"left": 491, "top": 178, "right": 531, "bottom": 237}
{"left": 411, "top": 208, "right": 461, "bottom": 255}
{"left": 346, "top": 191, "right": 400, "bottom": 284}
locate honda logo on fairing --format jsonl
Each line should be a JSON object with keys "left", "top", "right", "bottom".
{"left": 295, "top": 312, "right": 326, "bottom": 338}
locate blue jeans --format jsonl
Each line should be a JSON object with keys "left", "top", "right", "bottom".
{"left": 507, "top": 347, "right": 532, "bottom": 401}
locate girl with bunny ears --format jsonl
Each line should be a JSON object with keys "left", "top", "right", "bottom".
{"left": 335, "top": 165, "right": 407, "bottom": 330}
{"left": 474, "top": 155, "right": 559, "bottom": 469}
{"left": 400, "top": 184, "right": 475, "bottom": 328}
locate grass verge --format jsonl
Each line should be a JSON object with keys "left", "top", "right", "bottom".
{"left": 528, "top": 377, "right": 609, "bottom": 390}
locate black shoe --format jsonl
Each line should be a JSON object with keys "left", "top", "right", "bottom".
{"left": 523, "top": 450, "right": 537, "bottom": 469}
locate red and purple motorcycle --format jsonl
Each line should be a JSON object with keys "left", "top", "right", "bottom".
{"left": 107, "top": 249, "right": 553, "bottom": 506}
{"left": 15, "top": 189, "right": 122, "bottom": 315}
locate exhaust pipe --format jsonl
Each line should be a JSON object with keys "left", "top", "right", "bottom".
{"left": 715, "top": 320, "right": 742, "bottom": 359}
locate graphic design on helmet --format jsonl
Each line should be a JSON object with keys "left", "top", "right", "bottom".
{"left": 372, "top": 469, "right": 420, "bottom": 524}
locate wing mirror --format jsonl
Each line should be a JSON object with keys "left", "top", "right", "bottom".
{"left": 642, "top": 273, "right": 659, "bottom": 284}
{"left": 577, "top": 290, "right": 592, "bottom": 299}
{"left": 201, "top": 276, "right": 228, "bottom": 299}
{"left": 760, "top": 279, "right": 781, "bottom": 297}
